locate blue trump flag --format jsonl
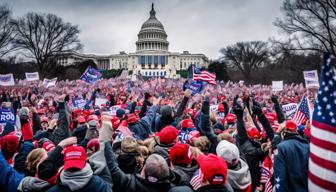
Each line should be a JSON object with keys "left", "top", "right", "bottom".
{"left": 81, "top": 66, "right": 102, "bottom": 83}
{"left": 0, "top": 108, "right": 16, "bottom": 125}
{"left": 183, "top": 79, "right": 204, "bottom": 96}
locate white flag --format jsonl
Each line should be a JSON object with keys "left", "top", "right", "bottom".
{"left": 0, "top": 74, "right": 15, "bottom": 86}
{"left": 25, "top": 72, "right": 40, "bottom": 81}
{"left": 43, "top": 78, "right": 57, "bottom": 88}
{"left": 272, "top": 81, "right": 283, "bottom": 92}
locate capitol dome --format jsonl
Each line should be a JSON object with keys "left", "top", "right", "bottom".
{"left": 136, "top": 3, "right": 169, "bottom": 52}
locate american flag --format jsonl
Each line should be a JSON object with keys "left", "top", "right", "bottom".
{"left": 291, "top": 96, "right": 310, "bottom": 125}
{"left": 308, "top": 53, "right": 336, "bottom": 191}
{"left": 190, "top": 169, "right": 206, "bottom": 190}
{"left": 192, "top": 66, "right": 216, "bottom": 85}
{"left": 260, "top": 155, "right": 274, "bottom": 192}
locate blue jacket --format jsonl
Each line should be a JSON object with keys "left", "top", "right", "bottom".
{"left": 273, "top": 134, "right": 310, "bottom": 192}
{"left": 0, "top": 151, "right": 24, "bottom": 192}
{"left": 128, "top": 105, "right": 158, "bottom": 139}
{"left": 47, "top": 175, "right": 112, "bottom": 192}
{"left": 14, "top": 141, "right": 35, "bottom": 175}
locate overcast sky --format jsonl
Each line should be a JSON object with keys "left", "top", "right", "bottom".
{"left": 4, "top": 0, "right": 284, "bottom": 60}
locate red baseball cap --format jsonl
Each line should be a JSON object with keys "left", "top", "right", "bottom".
{"left": 285, "top": 120, "right": 297, "bottom": 132}
{"left": 225, "top": 114, "right": 236, "bottom": 124}
{"left": 42, "top": 141, "right": 55, "bottom": 153}
{"left": 77, "top": 116, "right": 86, "bottom": 124}
{"left": 265, "top": 113, "right": 277, "bottom": 124}
{"left": 156, "top": 125, "right": 179, "bottom": 145}
{"left": 217, "top": 104, "right": 225, "bottom": 112}
{"left": 63, "top": 146, "right": 86, "bottom": 171}
{"left": 169, "top": 143, "right": 192, "bottom": 166}
{"left": 181, "top": 118, "right": 194, "bottom": 129}
{"left": 87, "top": 138, "right": 100, "bottom": 152}
{"left": 247, "top": 127, "right": 261, "bottom": 139}
{"left": 197, "top": 154, "right": 228, "bottom": 185}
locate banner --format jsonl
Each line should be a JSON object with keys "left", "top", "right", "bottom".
{"left": 95, "top": 97, "right": 108, "bottom": 107}
{"left": 107, "top": 105, "right": 121, "bottom": 116}
{"left": 282, "top": 103, "right": 298, "bottom": 118}
{"left": 0, "top": 74, "right": 15, "bottom": 86}
{"left": 303, "top": 70, "right": 319, "bottom": 88}
{"left": 43, "top": 78, "right": 57, "bottom": 88}
{"left": 72, "top": 98, "right": 87, "bottom": 109}
{"left": 25, "top": 72, "right": 40, "bottom": 81}
{"left": 183, "top": 80, "right": 204, "bottom": 96}
{"left": 272, "top": 81, "right": 283, "bottom": 92}
{"left": 0, "top": 108, "right": 16, "bottom": 125}
{"left": 81, "top": 66, "right": 102, "bottom": 83}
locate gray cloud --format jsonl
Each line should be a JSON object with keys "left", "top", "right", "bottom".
{"left": 4, "top": 0, "right": 283, "bottom": 59}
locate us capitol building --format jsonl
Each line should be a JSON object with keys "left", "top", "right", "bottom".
{"left": 57, "top": 4, "right": 209, "bottom": 78}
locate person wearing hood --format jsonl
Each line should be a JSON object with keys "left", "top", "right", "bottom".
{"left": 104, "top": 142, "right": 192, "bottom": 192}
{"left": 47, "top": 145, "right": 111, "bottom": 192}
{"left": 216, "top": 140, "right": 252, "bottom": 192}
{"left": 154, "top": 90, "right": 192, "bottom": 132}
{"left": 273, "top": 120, "right": 309, "bottom": 192}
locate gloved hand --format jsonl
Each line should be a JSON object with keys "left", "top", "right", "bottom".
{"left": 252, "top": 100, "right": 263, "bottom": 116}
{"left": 271, "top": 94, "right": 279, "bottom": 104}
{"left": 233, "top": 104, "right": 244, "bottom": 118}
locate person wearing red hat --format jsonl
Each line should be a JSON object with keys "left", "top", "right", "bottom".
{"left": 45, "top": 139, "right": 112, "bottom": 192}
{"left": 190, "top": 154, "right": 228, "bottom": 191}
{"left": 273, "top": 120, "right": 310, "bottom": 191}
{"left": 178, "top": 118, "right": 197, "bottom": 143}
{"left": 169, "top": 143, "right": 199, "bottom": 186}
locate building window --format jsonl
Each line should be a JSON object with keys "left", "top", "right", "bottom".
{"left": 164, "top": 71, "right": 166, "bottom": 76}
{"left": 145, "top": 72, "right": 147, "bottom": 76}
{"left": 149, "top": 71, "right": 151, "bottom": 76}
{"left": 154, "top": 56, "right": 158, "bottom": 64}
{"left": 148, "top": 56, "right": 152, "bottom": 64}
{"left": 161, "top": 71, "right": 163, "bottom": 76}
{"left": 140, "top": 56, "right": 145, "bottom": 65}
{"left": 160, "top": 56, "right": 165, "bottom": 65}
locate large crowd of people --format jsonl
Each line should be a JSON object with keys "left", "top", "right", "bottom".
{"left": 0, "top": 78, "right": 313, "bottom": 192}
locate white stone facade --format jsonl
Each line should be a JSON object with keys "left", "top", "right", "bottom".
{"left": 57, "top": 4, "right": 209, "bottom": 78}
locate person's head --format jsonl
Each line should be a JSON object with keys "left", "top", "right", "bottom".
{"left": 63, "top": 146, "right": 87, "bottom": 172}
{"left": 282, "top": 120, "right": 298, "bottom": 138}
{"left": 216, "top": 140, "right": 240, "bottom": 168}
{"left": 77, "top": 116, "right": 86, "bottom": 127}
{"left": 180, "top": 118, "right": 194, "bottom": 129}
{"left": 247, "top": 127, "right": 261, "bottom": 142}
{"left": 169, "top": 143, "right": 192, "bottom": 167}
{"left": 160, "top": 105, "right": 174, "bottom": 119}
{"left": 0, "top": 134, "right": 20, "bottom": 160}
{"left": 155, "top": 125, "right": 179, "bottom": 145}
{"left": 141, "top": 154, "right": 170, "bottom": 183}
{"left": 197, "top": 154, "right": 228, "bottom": 185}
{"left": 40, "top": 116, "right": 49, "bottom": 130}
{"left": 26, "top": 148, "right": 48, "bottom": 176}
{"left": 192, "top": 136, "right": 211, "bottom": 152}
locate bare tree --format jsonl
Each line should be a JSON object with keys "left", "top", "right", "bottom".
{"left": 274, "top": 0, "right": 336, "bottom": 56}
{"left": 11, "top": 13, "right": 82, "bottom": 76}
{"left": 219, "top": 41, "right": 270, "bottom": 82}
{"left": 0, "top": 5, "right": 14, "bottom": 58}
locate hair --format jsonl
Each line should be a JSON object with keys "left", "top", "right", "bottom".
{"left": 26, "top": 148, "right": 47, "bottom": 176}
{"left": 144, "top": 154, "right": 169, "bottom": 181}
{"left": 217, "top": 132, "right": 233, "bottom": 142}
{"left": 192, "top": 136, "right": 211, "bottom": 152}
{"left": 121, "top": 137, "right": 138, "bottom": 153}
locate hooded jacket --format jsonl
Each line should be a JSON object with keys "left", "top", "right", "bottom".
{"left": 226, "top": 159, "right": 252, "bottom": 192}
{"left": 47, "top": 163, "right": 112, "bottom": 192}
{"left": 17, "top": 176, "right": 52, "bottom": 192}
{"left": 172, "top": 161, "right": 199, "bottom": 185}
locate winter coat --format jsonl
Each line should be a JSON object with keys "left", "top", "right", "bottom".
{"left": 172, "top": 161, "right": 199, "bottom": 185}
{"left": 104, "top": 142, "right": 192, "bottom": 192}
{"left": 235, "top": 116, "right": 266, "bottom": 190}
{"left": 17, "top": 176, "right": 52, "bottom": 192}
{"left": 47, "top": 164, "right": 112, "bottom": 192}
{"left": 14, "top": 141, "right": 35, "bottom": 175}
{"left": 273, "top": 134, "right": 309, "bottom": 192}
{"left": 128, "top": 105, "right": 158, "bottom": 139}
{"left": 0, "top": 151, "right": 24, "bottom": 192}
{"left": 226, "top": 159, "right": 252, "bottom": 192}
{"left": 196, "top": 184, "right": 229, "bottom": 192}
